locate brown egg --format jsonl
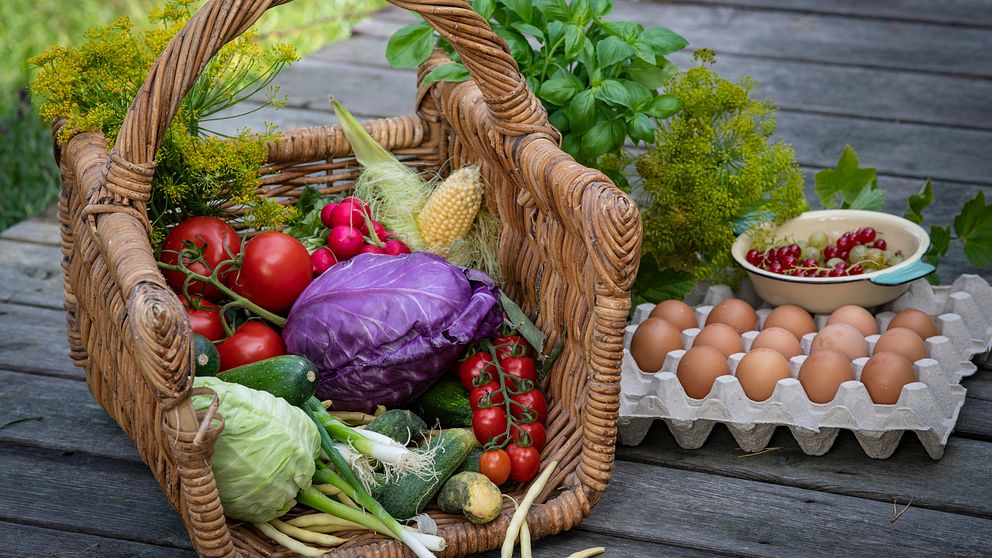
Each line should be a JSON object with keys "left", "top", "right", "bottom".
{"left": 693, "top": 323, "right": 745, "bottom": 357}
{"left": 676, "top": 345, "right": 731, "bottom": 399}
{"left": 827, "top": 305, "right": 879, "bottom": 337}
{"left": 706, "top": 298, "right": 759, "bottom": 334}
{"left": 860, "top": 351, "right": 917, "bottom": 404}
{"left": 630, "top": 317, "right": 684, "bottom": 373}
{"left": 875, "top": 327, "right": 929, "bottom": 363}
{"left": 735, "top": 348, "right": 792, "bottom": 402}
{"left": 798, "top": 350, "right": 856, "bottom": 404}
{"left": 889, "top": 309, "right": 940, "bottom": 340}
{"left": 751, "top": 327, "right": 803, "bottom": 359}
{"left": 763, "top": 304, "right": 817, "bottom": 340}
{"left": 649, "top": 299, "right": 698, "bottom": 332}
{"left": 810, "top": 324, "right": 869, "bottom": 361}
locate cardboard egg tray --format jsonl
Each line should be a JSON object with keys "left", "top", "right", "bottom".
{"left": 618, "top": 275, "right": 992, "bottom": 459}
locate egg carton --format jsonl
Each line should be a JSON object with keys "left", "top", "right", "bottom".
{"left": 618, "top": 275, "right": 992, "bottom": 459}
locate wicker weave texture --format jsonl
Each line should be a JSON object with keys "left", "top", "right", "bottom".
{"left": 54, "top": 0, "right": 642, "bottom": 556}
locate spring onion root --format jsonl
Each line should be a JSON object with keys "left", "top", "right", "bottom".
{"left": 501, "top": 460, "right": 559, "bottom": 558}
{"left": 254, "top": 522, "right": 328, "bottom": 557}
{"left": 270, "top": 519, "right": 351, "bottom": 547}
{"left": 566, "top": 548, "right": 607, "bottom": 558}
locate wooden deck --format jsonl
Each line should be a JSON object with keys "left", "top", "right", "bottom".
{"left": 2, "top": 1, "right": 992, "bottom": 556}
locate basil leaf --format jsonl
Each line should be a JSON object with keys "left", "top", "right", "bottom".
{"left": 600, "top": 20, "right": 641, "bottom": 41}
{"left": 645, "top": 94, "right": 680, "bottom": 118}
{"left": 564, "top": 24, "right": 585, "bottom": 58}
{"left": 540, "top": 75, "right": 583, "bottom": 105}
{"left": 511, "top": 21, "right": 545, "bottom": 39}
{"left": 590, "top": 0, "right": 613, "bottom": 17}
{"left": 472, "top": 0, "right": 495, "bottom": 19}
{"left": 623, "top": 79, "right": 653, "bottom": 108}
{"left": 422, "top": 62, "right": 470, "bottom": 85}
{"left": 596, "top": 35, "right": 634, "bottom": 68}
{"left": 503, "top": 0, "right": 533, "bottom": 23}
{"left": 641, "top": 27, "right": 688, "bottom": 54}
{"left": 628, "top": 113, "right": 655, "bottom": 144}
{"left": 595, "top": 79, "right": 630, "bottom": 106}
{"left": 609, "top": 118, "right": 627, "bottom": 151}
{"left": 495, "top": 27, "right": 534, "bottom": 65}
{"left": 631, "top": 41, "right": 656, "bottom": 64}
{"left": 549, "top": 109, "right": 569, "bottom": 132}
{"left": 566, "top": 90, "right": 597, "bottom": 133}
{"left": 627, "top": 59, "right": 669, "bottom": 89}
{"left": 561, "top": 132, "right": 581, "bottom": 159}
{"left": 580, "top": 119, "right": 615, "bottom": 161}
{"left": 570, "top": 0, "right": 594, "bottom": 25}
{"left": 385, "top": 23, "right": 434, "bottom": 69}
{"left": 534, "top": 0, "right": 570, "bottom": 21}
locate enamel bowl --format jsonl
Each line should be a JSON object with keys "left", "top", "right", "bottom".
{"left": 731, "top": 210, "right": 934, "bottom": 313}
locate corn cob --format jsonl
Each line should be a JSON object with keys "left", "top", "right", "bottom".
{"left": 415, "top": 165, "right": 483, "bottom": 254}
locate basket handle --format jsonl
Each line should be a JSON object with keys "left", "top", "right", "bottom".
{"left": 105, "top": 0, "right": 549, "bottom": 203}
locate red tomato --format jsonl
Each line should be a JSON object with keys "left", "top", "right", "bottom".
{"left": 510, "top": 388, "right": 548, "bottom": 424}
{"left": 494, "top": 334, "right": 530, "bottom": 359}
{"left": 182, "top": 298, "right": 225, "bottom": 341}
{"left": 216, "top": 321, "right": 285, "bottom": 371}
{"left": 160, "top": 217, "right": 241, "bottom": 301}
{"left": 459, "top": 352, "right": 496, "bottom": 389}
{"left": 479, "top": 449, "right": 511, "bottom": 485}
{"left": 472, "top": 407, "right": 508, "bottom": 445}
{"left": 512, "top": 421, "right": 546, "bottom": 451}
{"left": 507, "top": 443, "right": 540, "bottom": 483}
{"left": 228, "top": 232, "right": 312, "bottom": 314}
{"left": 469, "top": 381, "right": 506, "bottom": 411}
{"left": 500, "top": 356, "right": 537, "bottom": 392}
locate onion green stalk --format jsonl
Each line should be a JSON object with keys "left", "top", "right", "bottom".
{"left": 302, "top": 400, "right": 442, "bottom": 558}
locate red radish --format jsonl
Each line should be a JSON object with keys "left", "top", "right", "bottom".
{"left": 372, "top": 221, "right": 389, "bottom": 242}
{"left": 330, "top": 201, "right": 369, "bottom": 233}
{"left": 311, "top": 247, "right": 337, "bottom": 275}
{"left": 384, "top": 239, "right": 411, "bottom": 255}
{"left": 341, "top": 196, "right": 370, "bottom": 214}
{"left": 360, "top": 245, "right": 385, "bottom": 254}
{"left": 327, "top": 226, "right": 364, "bottom": 260}
{"left": 320, "top": 203, "right": 338, "bottom": 229}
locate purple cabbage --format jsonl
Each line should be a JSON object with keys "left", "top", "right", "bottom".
{"left": 283, "top": 252, "right": 503, "bottom": 412}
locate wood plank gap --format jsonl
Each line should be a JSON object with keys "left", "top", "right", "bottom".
{"left": 0, "top": 517, "right": 194, "bottom": 554}
{"left": 0, "top": 365, "right": 83, "bottom": 382}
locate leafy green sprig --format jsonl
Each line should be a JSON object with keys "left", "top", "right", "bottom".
{"left": 385, "top": 0, "right": 687, "bottom": 180}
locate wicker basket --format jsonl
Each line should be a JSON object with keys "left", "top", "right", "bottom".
{"left": 53, "top": 0, "right": 641, "bottom": 556}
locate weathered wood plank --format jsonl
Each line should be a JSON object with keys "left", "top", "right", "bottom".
{"left": 958, "top": 370, "right": 992, "bottom": 440}
{"left": 0, "top": 303, "right": 78, "bottom": 378}
{"left": 0, "top": 239, "right": 64, "bottom": 310}
{"left": 658, "top": 0, "right": 992, "bottom": 28}
{"left": 0, "top": 217, "right": 60, "bottom": 246}
{"left": 0, "top": 369, "right": 139, "bottom": 462}
{"left": 617, "top": 422, "right": 992, "bottom": 517}
{"left": 586, "top": 459, "right": 992, "bottom": 556}
{"left": 477, "top": 528, "right": 716, "bottom": 558}
{"left": 0, "top": 445, "right": 192, "bottom": 549}
{"left": 0, "top": 520, "right": 196, "bottom": 558}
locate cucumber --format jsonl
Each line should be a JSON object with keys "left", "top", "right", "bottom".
{"left": 455, "top": 447, "right": 484, "bottom": 475}
{"left": 411, "top": 379, "right": 473, "bottom": 428}
{"left": 193, "top": 334, "right": 220, "bottom": 377}
{"left": 377, "top": 428, "right": 477, "bottom": 519}
{"left": 365, "top": 409, "right": 428, "bottom": 444}
{"left": 437, "top": 471, "right": 502, "bottom": 524}
{"left": 217, "top": 355, "right": 318, "bottom": 406}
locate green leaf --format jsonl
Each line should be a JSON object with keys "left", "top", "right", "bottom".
{"left": 595, "top": 79, "right": 630, "bottom": 106}
{"left": 549, "top": 109, "right": 568, "bottom": 132}
{"left": 645, "top": 94, "right": 680, "bottom": 118}
{"left": 570, "top": 0, "right": 594, "bottom": 25}
{"left": 296, "top": 185, "right": 322, "bottom": 215}
{"left": 386, "top": 23, "right": 434, "bottom": 69}
{"left": 561, "top": 132, "right": 581, "bottom": 159}
{"left": 814, "top": 145, "right": 876, "bottom": 209}
{"left": 503, "top": 0, "right": 533, "bottom": 23}
{"left": 600, "top": 20, "right": 641, "bottom": 42}
{"left": 641, "top": 27, "right": 688, "bottom": 55}
{"left": 631, "top": 41, "right": 656, "bottom": 64}
{"left": 472, "top": 0, "right": 496, "bottom": 19}
{"left": 904, "top": 179, "right": 933, "bottom": 224}
{"left": 627, "top": 59, "right": 669, "bottom": 89}
{"left": 580, "top": 119, "right": 615, "bottom": 161}
{"left": 603, "top": 168, "right": 630, "bottom": 191}
{"left": 622, "top": 79, "right": 653, "bottom": 108}
{"left": 590, "top": 0, "right": 612, "bottom": 16}
{"left": 596, "top": 35, "right": 634, "bottom": 67}
{"left": 924, "top": 224, "right": 951, "bottom": 276}
{"left": 630, "top": 259, "right": 697, "bottom": 309}
{"left": 954, "top": 190, "right": 992, "bottom": 267}
{"left": 848, "top": 186, "right": 887, "bottom": 211}
{"left": 500, "top": 292, "right": 547, "bottom": 354}
{"left": 628, "top": 113, "right": 655, "bottom": 144}
{"left": 534, "top": 0, "right": 570, "bottom": 21}
{"left": 563, "top": 24, "right": 585, "bottom": 58}
{"left": 422, "top": 62, "right": 470, "bottom": 85}
{"left": 540, "top": 75, "right": 583, "bottom": 105}
{"left": 511, "top": 22, "right": 544, "bottom": 39}
{"left": 495, "top": 28, "right": 533, "bottom": 65}
{"left": 546, "top": 20, "right": 565, "bottom": 49}
{"left": 609, "top": 118, "right": 627, "bottom": 151}
{"left": 565, "top": 90, "right": 597, "bottom": 133}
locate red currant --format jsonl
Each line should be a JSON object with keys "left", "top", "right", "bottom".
{"left": 765, "top": 249, "right": 777, "bottom": 263}
{"left": 802, "top": 269, "right": 816, "bottom": 277}
{"left": 834, "top": 261, "right": 848, "bottom": 271}
{"left": 858, "top": 227, "right": 877, "bottom": 244}
{"left": 746, "top": 249, "right": 762, "bottom": 266}
{"left": 823, "top": 245, "right": 839, "bottom": 259}
{"left": 837, "top": 235, "right": 853, "bottom": 250}
{"left": 816, "top": 270, "right": 829, "bottom": 277}
{"left": 788, "top": 244, "right": 801, "bottom": 258}
{"left": 838, "top": 249, "right": 850, "bottom": 261}
{"left": 802, "top": 257, "right": 818, "bottom": 268}
{"left": 787, "top": 269, "right": 800, "bottom": 276}
{"left": 828, "top": 268, "right": 845, "bottom": 277}
{"left": 848, "top": 264, "right": 863, "bottom": 275}
{"left": 768, "top": 261, "right": 783, "bottom": 274}
{"left": 780, "top": 255, "right": 797, "bottom": 270}
{"left": 871, "top": 239, "right": 887, "bottom": 250}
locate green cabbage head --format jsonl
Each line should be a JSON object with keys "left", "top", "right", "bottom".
{"left": 192, "top": 376, "right": 320, "bottom": 522}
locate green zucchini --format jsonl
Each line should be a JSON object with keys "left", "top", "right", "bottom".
{"left": 454, "top": 447, "right": 484, "bottom": 475}
{"left": 216, "top": 355, "right": 318, "bottom": 406}
{"left": 193, "top": 334, "right": 220, "bottom": 377}
{"left": 377, "top": 428, "right": 477, "bottom": 519}
{"left": 411, "top": 378, "right": 473, "bottom": 428}
{"left": 437, "top": 471, "right": 502, "bottom": 524}
{"left": 365, "top": 409, "right": 428, "bottom": 444}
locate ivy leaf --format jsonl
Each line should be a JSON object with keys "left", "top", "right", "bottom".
{"left": 540, "top": 74, "right": 583, "bottom": 105}
{"left": 848, "top": 186, "right": 887, "bottom": 211}
{"left": 627, "top": 113, "right": 655, "bottom": 144}
{"left": 924, "top": 224, "right": 951, "bottom": 283}
{"left": 565, "top": 90, "right": 597, "bottom": 133}
{"left": 422, "top": 62, "right": 470, "bottom": 85}
{"left": 645, "top": 94, "right": 680, "bottom": 118}
{"left": 640, "top": 27, "right": 688, "bottom": 55}
{"left": 580, "top": 119, "right": 614, "bottom": 161}
{"left": 814, "top": 145, "right": 876, "bottom": 209}
{"left": 471, "top": 0, "right": 496, "bottom": 19}
{"left": 954, "top": 190, "right": 992, "bottom": 267}
{"left": 385, "top": 23, "right": 434, "bottom": 69}
{"left": 630, "top": 259, "right": 697, "bottom": 309}
{"left": 595, "top": 79, "right": 630, "bottom": 106}
{"left": 596, "top": 36, "right": 634, "bottom": 68}
{"left": 503, "top": 0, "right": 533, "bottom": 23}
{"left": 904, "top": 179, "right": 933, "bottom": 225}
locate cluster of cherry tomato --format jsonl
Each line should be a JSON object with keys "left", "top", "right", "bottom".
{"left": 311, "top": 196, "right": 411, "bottom": 276}
{"left": 458, "top": 335, "right": 548, "bottom": 485}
